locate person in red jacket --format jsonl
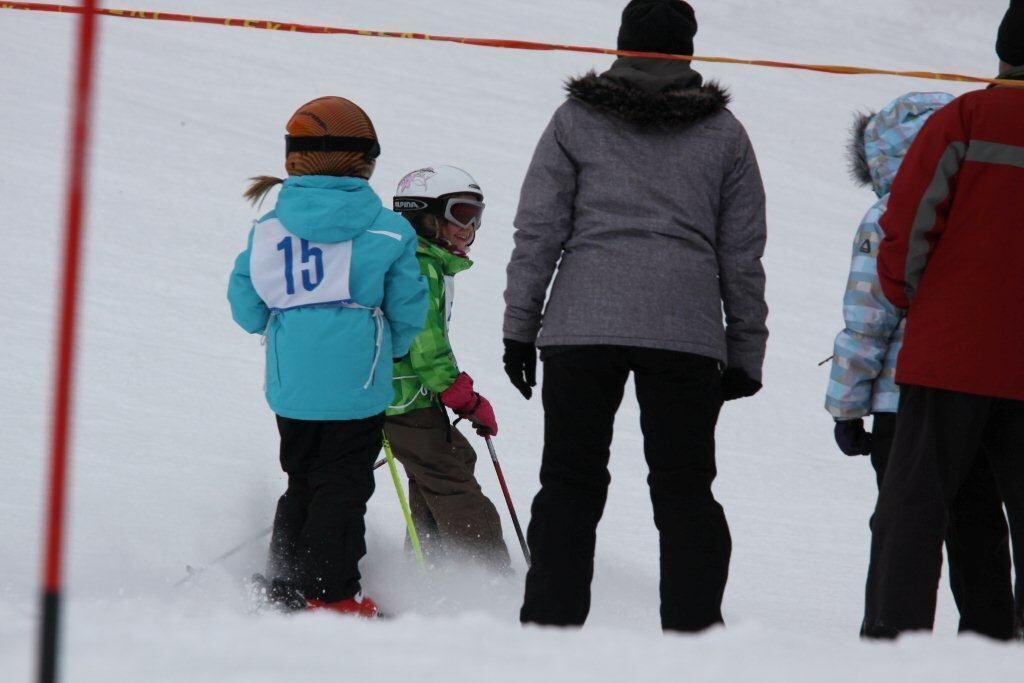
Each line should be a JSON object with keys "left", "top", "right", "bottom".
{"left": 862, "top": 1, "right": 1024, "bottom": 640}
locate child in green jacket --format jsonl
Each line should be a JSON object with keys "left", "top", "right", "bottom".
{"left": 386, "top": 165, "right": 511, "bottom": 571}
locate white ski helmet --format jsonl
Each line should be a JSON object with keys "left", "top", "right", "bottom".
{"left": 393, "top": 165, "right": 485, "bottom": 241}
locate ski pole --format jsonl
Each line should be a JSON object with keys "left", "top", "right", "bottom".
{"left": 382, "top": 434, "right": 426, "bottom": 568}
{"left": 174, "top": 525, "right": 273, "bottom": 587}
{"left": 373, "top": 456, "right": 386, "bottom": 470}
{"left": 485, "top": 437, "right": 531, "bottom": 566}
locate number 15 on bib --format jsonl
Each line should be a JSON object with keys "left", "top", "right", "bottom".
{"left": 250, "top": 218, "right": 355, "bottom": 311}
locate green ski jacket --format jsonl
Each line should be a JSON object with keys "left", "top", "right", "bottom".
{"left": 387, "top": 239, "right": 472, "bottom": 415}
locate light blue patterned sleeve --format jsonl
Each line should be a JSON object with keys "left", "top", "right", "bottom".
{"left": 825, "top": 199, "right": 905, "bottom": 420}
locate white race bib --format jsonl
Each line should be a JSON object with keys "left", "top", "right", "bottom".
{"left": 250, "top": 218, "right": 354, "bottom": 311}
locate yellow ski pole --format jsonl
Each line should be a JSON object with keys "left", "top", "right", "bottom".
{"left": 382, "top": 434, "right": 425, "bottom": 568}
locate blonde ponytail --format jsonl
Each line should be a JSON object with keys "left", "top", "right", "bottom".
{"left": 243, "top": 175, "right": 284, "bottom": 207}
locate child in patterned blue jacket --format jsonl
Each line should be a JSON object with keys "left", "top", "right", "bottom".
{"left": 228, "top": 97, "right": 427, "bottom": 617}
{"left": 825, "top": 92, "right": 953, "bottom": 472}
{"left": 826, "top": 92, "right": 1019, "bottom": 637}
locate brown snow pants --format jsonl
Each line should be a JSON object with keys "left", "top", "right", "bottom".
{"left": 384, "top": 406, "right": 510, "bottom": 571}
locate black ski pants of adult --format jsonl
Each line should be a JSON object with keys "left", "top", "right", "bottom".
{"left": 868, "top": 412, "right": 1019, "bottom": 637}
{"left": 863, "top": 386, "right": 1024, "bottom": 640}
{"left": 520, "top": 346, "right": 728, "bottom": 633}
{"left": 268, "top": 413, "right": 384, "bottom": 603}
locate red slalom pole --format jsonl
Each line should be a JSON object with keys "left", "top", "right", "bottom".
{"left": 485, "top": 437, "right": 531, "bottom": 567}
{"left": 38, "top": 1, "right": 100, "bottom": 681}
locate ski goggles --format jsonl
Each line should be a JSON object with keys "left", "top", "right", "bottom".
{"left": 444, "top": 198, "right": 485, "bottom": 230}
{"left": 393, "top": 196, "right": 485, "bottom": 230}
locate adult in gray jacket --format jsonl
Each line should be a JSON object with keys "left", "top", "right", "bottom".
{"left": 503, "top": 0, "right": 768, "bottom": 632}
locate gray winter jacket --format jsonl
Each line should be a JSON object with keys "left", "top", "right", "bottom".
{"left": 503, "top": 58, "right": 768, "bottom": 381}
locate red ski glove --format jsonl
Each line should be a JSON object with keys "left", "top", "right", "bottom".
{"left": 465, "top": 396, "right": 497, "bottom": 438}
{"left": 439, "top": 372, "right": 499, "bottom": 437}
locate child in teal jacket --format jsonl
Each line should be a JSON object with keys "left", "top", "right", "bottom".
{"left": 228, "top": 97, "right": 427, "bottom": 617}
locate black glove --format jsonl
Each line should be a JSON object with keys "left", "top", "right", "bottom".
{"left": 834, "top": 418, "right": 872, "bottom": 456}
{"left": 721, "top": 367, "right": 761, "bottom": 401}
{"left": 503, "top": 338, "right": 537, "bottom": 400}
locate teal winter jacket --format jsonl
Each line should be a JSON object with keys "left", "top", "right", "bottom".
{"left": 228, "top": 176, "right": 428, "bottom": 420}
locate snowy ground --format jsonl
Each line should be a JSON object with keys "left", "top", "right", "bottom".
{"left": 1, "top": 0, "right": 1021, "bottom": 680}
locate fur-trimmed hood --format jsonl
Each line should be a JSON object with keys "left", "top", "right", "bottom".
{"left": 846, "top": 111, "right": 874, "bottom": 188}
{"left": 566, "top": 57, "right": 730, "bottom": 127}
{"left": 845, "top": 92, "right": 954, "bottom": 197}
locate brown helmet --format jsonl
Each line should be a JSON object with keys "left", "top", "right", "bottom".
{"left": 285, "top": 96, "right": 379, "bottom": 178}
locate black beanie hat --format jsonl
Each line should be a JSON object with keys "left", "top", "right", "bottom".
{"left": 617, "top": 0, "right": 698, "bottom": 57}
{"left": 998, "top": 0, "right": 1024, "bottom": 66}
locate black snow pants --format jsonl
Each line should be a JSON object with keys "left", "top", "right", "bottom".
{"left": 268, "top": 413, "right": 384, "bottom": 602}
{"left": 520, "top": 346, "right": 728, "bottom": 633}
{"left": 869, "top": 412, "right": 1016, "bottom": 637}
{"left": 863, "top": 386, "right": 1024, "bottom": 639}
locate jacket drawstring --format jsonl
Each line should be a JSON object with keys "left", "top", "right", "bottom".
{"left": 389, "top": 377, "right": 429, "bottom": 411}
{"left": 332, "top": 302, "right": 385, "bottom": 390}
{"left": 260, "top": 311, "right": 277, "bottom": 392}
{"left": 362, "top": 306, "right": 385, "bottom": 390}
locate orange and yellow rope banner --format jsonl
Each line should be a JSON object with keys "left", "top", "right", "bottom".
{"left": 3, "top": 2, "right": 1022, "bottom": 88}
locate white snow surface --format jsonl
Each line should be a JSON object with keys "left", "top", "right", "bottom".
{"left": 2, "top": 0, "right": 1021, "bottom": 680}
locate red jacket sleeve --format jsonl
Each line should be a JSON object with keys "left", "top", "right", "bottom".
{"left": 877, "top": 99, "right": 969, "bottom": 309}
